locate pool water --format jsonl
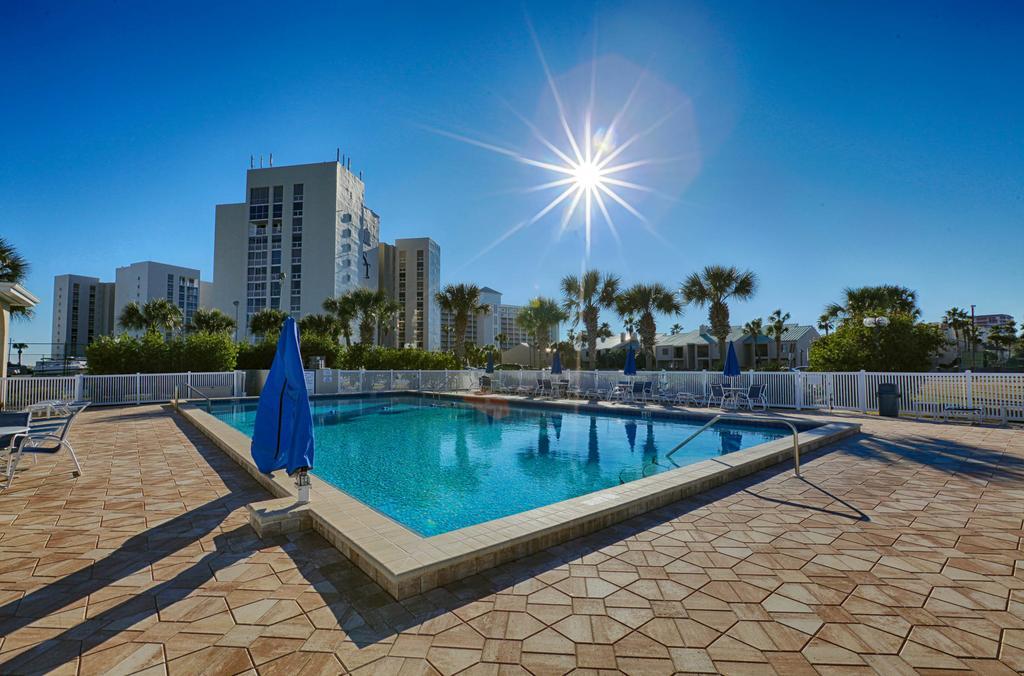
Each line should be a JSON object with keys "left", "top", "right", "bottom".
{"left": 210, "top": 395, "right": 788, "bottom": 536}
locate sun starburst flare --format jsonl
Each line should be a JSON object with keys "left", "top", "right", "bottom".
{"left": 427, "top": 26, "right": 687, "bottom": 268}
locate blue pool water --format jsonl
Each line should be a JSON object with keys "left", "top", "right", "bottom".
{"left": 210, "top": 395, "right": 789, "bottom": 536}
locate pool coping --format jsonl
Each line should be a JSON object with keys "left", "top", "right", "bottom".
{"left": 176, "top": 393, "right": 860, "bottom": 600}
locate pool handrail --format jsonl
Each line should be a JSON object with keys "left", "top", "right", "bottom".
{"left": 621, "top": 413, "right": 802, "bottom": 484}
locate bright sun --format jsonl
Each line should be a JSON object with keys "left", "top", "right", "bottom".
{"left": 572, "top": 160, "right": 603, "bottom": 191}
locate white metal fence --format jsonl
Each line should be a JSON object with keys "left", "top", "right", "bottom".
{"left": 2, "top": 369, "right": 1023, "bottom": 421}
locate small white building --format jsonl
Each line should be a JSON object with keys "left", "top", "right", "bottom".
{"left": 1, "top": 283, "right": 40, "bottom": 396}
{"left": 654, "top": 325, "right": 820, "bottom": 370}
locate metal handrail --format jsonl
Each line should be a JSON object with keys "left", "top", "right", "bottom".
{"left": 175, "top": 383, "right": 213, "bottom": 409}
{"left": 620, "top": 413, "right": 803, "bottom": 484}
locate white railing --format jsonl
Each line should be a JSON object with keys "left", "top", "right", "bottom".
{"left": 3, "top": 369, "right": 1023, "bottom": 421}
{"left": 1, "top": 371, "right": 241, "bottom": 409}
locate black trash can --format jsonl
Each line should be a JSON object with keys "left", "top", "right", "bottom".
{"left": 878, "top": 383, "right": 900, "bottom": 417}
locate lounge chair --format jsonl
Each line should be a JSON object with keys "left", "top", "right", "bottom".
{"left": 735, "top": 384, "right": 768, "bottom": 411}
{"left": 4, "top": 404, "right": 88, "bottom": 487}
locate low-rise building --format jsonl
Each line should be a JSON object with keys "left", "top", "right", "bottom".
{"left": 654, "top": 325, "right": 819, "bottom": 370}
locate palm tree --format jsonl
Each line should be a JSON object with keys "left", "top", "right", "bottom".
{"left": 371, "top": 296, "right": 402, "bottom": 346}
{"left": 517, "top": 297, "right": 568, "bottom": 366}
{"left": 825, "top": 285, "right": 921, "bottom": 323}
{"left": 742, "top": 319, "right": 763, "bottom": 368}
{"left": 494, "top": 332, "right": 509, "bottom": 351}
{"left": 670, "top": 323, "right": 683, "bottom": 335}
{"left": 118, "top": 299, "right": 184, "bottom": 335}
{"left": 189, "top": 307, "right": 236, "bottom": 334}
{"left": 298, "top": 313, "right": 341, "bottom": 340}
{"left": 12, "top": 342, "right": 27, "bottom": 366}
{"left": 0, "top": 237, "right": 32, "bottom": 318}
{"left": 615, "top": 283, "right": 681, "bottom": 371}
{"left": 943, "top": 307, "right": 970, "bottom": 360}
{"left": 249, "top": 308, "right": 288, "bottom": 341}
{"left": 817, "top": 312, "right": 834, "bottom": 337}
{"left": 680, "top": 265, "right": 758, "bottom": 361}
{"left": 434, "top": 283, "right": 490, "bottom": 362}
{"left": 560, "top": 270, "right": 620, "bottom": 370}
{"left": 322, "top": 295, "right": 357, "bottom": 346}
{"left": 767, "top": 309, "right": 791, "bottom": 365}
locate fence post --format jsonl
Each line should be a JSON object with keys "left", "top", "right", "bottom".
{"left": 0, "top": 376, "right": 6, "bottom": 410}
{"left": 187, "top": 371, "right": 192, "bottom": 391}
{"left": 358, "top": 369, "right": 364, "bottom": 393}
{"left": 389, "top": 369, "right": 394, "bottom": 390}
{"left": 794, "top": 372, "right": 803, "bottom": 411}
{"left": 702, "top": 370, "right": 708, "bottom": 395}
{"left": 74, "top": 374, "right": 83, "bottom": 402}
{"left": 965, "top": 370, "right": 973, "bottom": 408}
{"left": 136, "top": 373, "right": 141, "bottom": 405}
{"left": 857, "top": 370, "right": 867, "bottom": 413}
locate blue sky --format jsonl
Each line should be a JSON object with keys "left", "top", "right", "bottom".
{"left": 3, "top": 1, "right": 1022, "bottom": 357}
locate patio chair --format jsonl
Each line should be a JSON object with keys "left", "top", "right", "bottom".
{"left": 609, "top": 381, "right": 637, "bottom": 402}
{"left": 735, "top": 384, "right": 768, "bottom": 411}
{"left": 633, "top": 381, "right": 654, "bottom": 404}
{"left": 4, "top": 404, "right": 88, "bottom": 487}
{"left": 702, "top": 384, "right": 727, "bottom": 408}
{"left": 537, "top": 380, "right": 554, "bottom": 398}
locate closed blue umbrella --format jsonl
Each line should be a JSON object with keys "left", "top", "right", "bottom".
{"left": 550, "top": 351, "right": 562, "bottom": 375}
{"left": 251, "top": 317, "right": 315, "bottom": 478}
{"left": 623, "top": 343, "right": 637, "bottom": 376}
{"left": 485, "top": 351, "right": 494, "bottom": 373}
{"left": 723, "top": 341, "right": 741, "bottom": 379}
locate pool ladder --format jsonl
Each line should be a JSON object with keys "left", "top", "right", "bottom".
{"left": 618, "top": 414, "right": 802, "bottom": 484}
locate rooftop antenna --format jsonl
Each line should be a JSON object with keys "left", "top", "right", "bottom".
{"left": 347, "top": 158, "right": 351, "bottom": 170}
{"left": 269, "top": 153, "right": 273, "bottom": 167}
{"left": 336, "top": 148, "right": 340, "bottom": 162}
{"left": 359, "top": 170, "right": 363, "bottom": 180}
{"left": 250, "top": 155, "right": 254, "bottom": 169}
{"left": 260, "top": 154, "right": 264, "bottom": 168}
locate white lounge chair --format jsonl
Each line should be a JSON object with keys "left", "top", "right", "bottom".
{"left": 4, "top": 404, "right": 88, "bottom": 487}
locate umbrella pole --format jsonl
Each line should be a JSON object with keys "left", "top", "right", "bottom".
{"left": 296, "top": 469, "right": 311, "bottom": 503}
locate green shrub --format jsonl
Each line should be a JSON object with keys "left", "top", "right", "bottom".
{"left": 236, "top": 340, "right": 277, "bottom": 370}
{"left": 172, "top": 332, "right": 238, "bottom": 372}
{"left": 809, "top": 314, "right": 945, "bottom": 372}
{"left": 297, "top": 333, "right": 344, "bottom": 368}
{"left": 87, "top": 331, "right": 237, "bottom": 374}
{"left": 339, "top": 345, "right": 459, "bottom": 370}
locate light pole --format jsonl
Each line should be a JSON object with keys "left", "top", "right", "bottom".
{"left": 232, "top": 300, "right": 240, "bottom": 342}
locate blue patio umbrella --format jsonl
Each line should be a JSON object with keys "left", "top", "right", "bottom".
{"left": 723, "top": 341, "right": 741, "bottom": 380}
{"left": 251, "top": 317, "right": 315, "bottom": 476}
{"left": 485, "top": 351, "right": 494, "bottom": 374}
{"left": 550, "top": 351, "right": 562, "bottom": 375}
{"left": 623, "top": 343, "right": 637, "bottom": 376}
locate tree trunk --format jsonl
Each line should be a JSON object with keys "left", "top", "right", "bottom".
{"left": 454, "top": 314, "right": 468, "bottom": 363}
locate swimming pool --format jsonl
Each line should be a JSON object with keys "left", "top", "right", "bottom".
{"left": 210, "top": 394, "right": 790, "bottom": 537}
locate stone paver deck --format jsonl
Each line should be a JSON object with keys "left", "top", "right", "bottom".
{"left": 1, "top": 405, "right": 1024, "bottom": 675}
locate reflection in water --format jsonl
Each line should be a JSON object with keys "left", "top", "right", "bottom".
{"left": 588, "top": 416, "right": 600, "bottom": 464}
{"left": 624, "top": 420, "right": 638, "bottom": 452}
{"left": 719, "top": 429, "right": 743, "bottom": 454}
{"left": 552, "top": 414, "right": 562, "bottom": 440}
{"left": 643, "top": 422, "right": 658, "bottom": 461}
{"left": 537, "top": 416, "right": 550, "bottom": 455}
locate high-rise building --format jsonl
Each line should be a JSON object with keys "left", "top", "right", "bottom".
{"left": 51, "top": 275, "right": 115, "bottom": 358}
{"left": 113, "top": 261, "right": 202, "bottom": 334}
{"left": 212, "top": 159, "right": 380, "bottom": 337}
{"left": 379, "top": 238, "right": 441, "bottom": 351}
{"left": 974, "top": 314, "right": 1014, "bottom": 329}
{"left": 440, "top": 287, "right": 558, "bottom": 352}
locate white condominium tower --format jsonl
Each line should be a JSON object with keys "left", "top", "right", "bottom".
{"left": 113, "top": 261, "right": 204, "bottom": 334}
{"left": 212, "top": 159, "right": 380, "bottom": 335}
{"left": 50, "top": 275, "right": 115, "bottom": 358}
